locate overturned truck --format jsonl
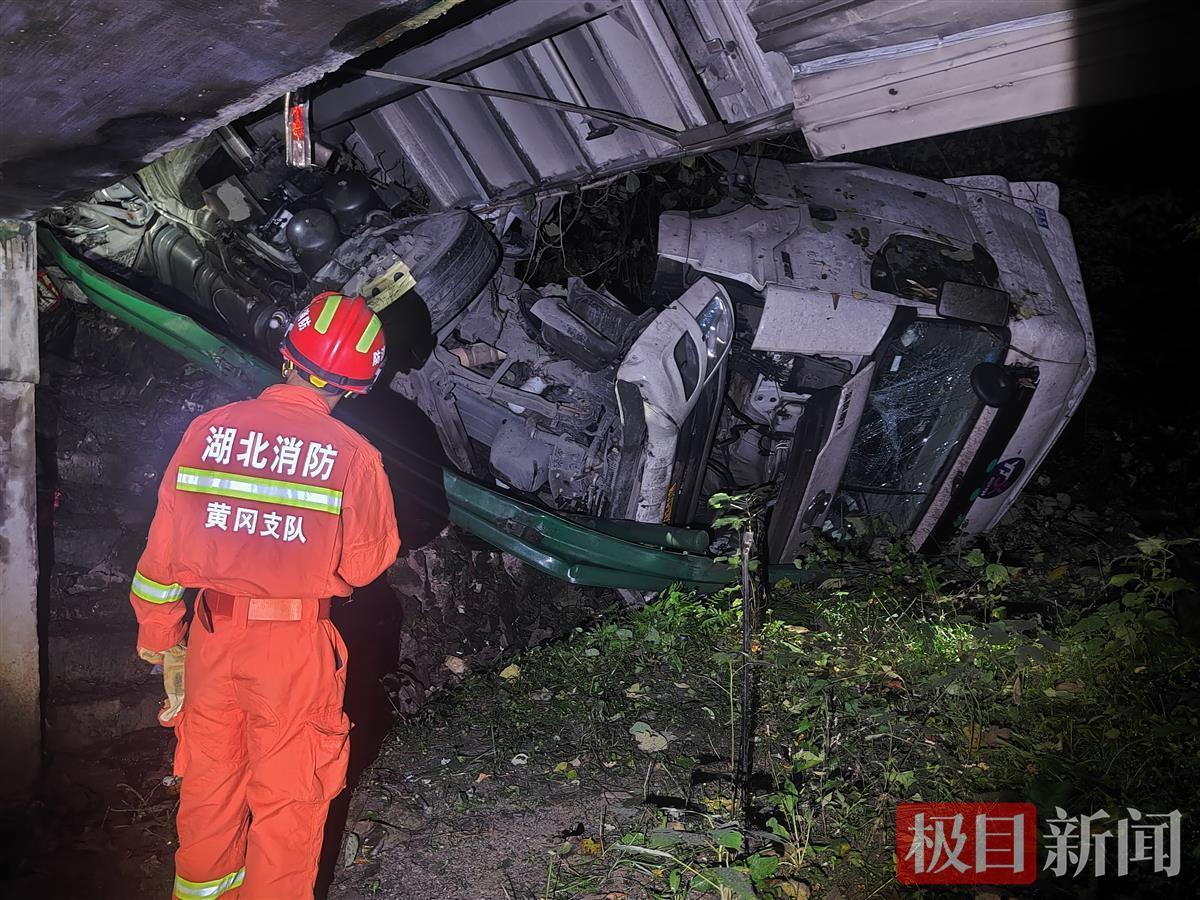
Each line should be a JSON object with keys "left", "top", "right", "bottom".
{"left": 43, "top": 116, "right": 1094, "bottom": 591}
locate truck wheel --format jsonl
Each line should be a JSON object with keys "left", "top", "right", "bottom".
{"left": 400, "top": 210, "right": 501, "bottom": 332}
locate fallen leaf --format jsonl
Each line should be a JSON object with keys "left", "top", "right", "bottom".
{"left": 1047, "top": 563, "right": 1069, "bottom": 583}
{"left": 630, "top": 721, "right": 669, "bottom": 752}
{"left": 529, "top": 688, "right": 553, "bottom": 701}
{"left": 498, "top": 663, "right": 521, "bottom": 680}
{"left": 963, "top": 723, "right": 983, "bottom": 752}
{"left": 475, "top": 772, "right": 491, "bottom": 783}
{"left": 340, "top": 832, "right": 360, "bottom": 869}
{"left": 637, "top": 733, "right": 668, "bottom": 752}
{"left": 1011, "top": 673, "right": 1023, "bottom": 706}
{"left": 444, "top": 655, "right": 466, "bottom": 675}
{"left": 1055, "top": 680, "right": 1084, "bottom": 694}
{"left": 624, "top": 682, "right": 644, "bottom": 698}
{"left": 775, "top": 881, "right": 811, "bottom": 900}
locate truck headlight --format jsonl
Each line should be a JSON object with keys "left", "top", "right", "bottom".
{"left": 696, "top": 293, "right": 732, "bottom": 367}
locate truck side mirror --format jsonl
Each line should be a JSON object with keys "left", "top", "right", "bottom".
{"left": 937, "top": 281, "right": 1009, "bottom": 326}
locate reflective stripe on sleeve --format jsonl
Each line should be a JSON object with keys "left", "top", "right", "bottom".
{"left": 176, "top": 466, "right": 343, "bottom": 515}
{"left": 173, "top": 867, "right": 246, "bottom": 899}
{"left": 131, "top": 571, "right": 185, "bottom": 605}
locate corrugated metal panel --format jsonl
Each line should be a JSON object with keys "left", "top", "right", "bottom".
{"left": 345, "top": 0, "right": 792, "bottom": 209}
{"left": 747, "top": 0, "right": 1079, "bottom": 64}
{"left": 334, "top": 0, "right": 1197, "bottom": 205}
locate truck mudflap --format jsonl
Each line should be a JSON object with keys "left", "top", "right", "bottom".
{"left": 43, "top": 227, "right": 809, "bottom": 593}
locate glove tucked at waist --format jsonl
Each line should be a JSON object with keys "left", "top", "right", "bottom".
{"left": 138, "top": 643, "right": 187, "bottom": 726}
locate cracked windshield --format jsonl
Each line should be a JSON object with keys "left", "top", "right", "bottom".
{"left": 832, "top": 319, "right": 1006, "bottom": 533}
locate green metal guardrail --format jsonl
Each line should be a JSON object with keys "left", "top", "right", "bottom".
{"left": 445, "top": 470, "right": 737, "bottom": 591}
{"left": 41, "top": 228, "right": 809, "bottom": 592}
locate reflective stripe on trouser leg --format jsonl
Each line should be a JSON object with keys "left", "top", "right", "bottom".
{"left": 241, "top": 620, "right": 349, "bottom": 899}
{"left": 173, "top": 868, "right": 245, "bottom": 899}
{"left": 174, "top": 623, "right": 251, "bottom": 900}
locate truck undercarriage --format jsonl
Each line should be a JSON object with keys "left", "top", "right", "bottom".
{"left": 43, "top": 116, "right": 1095, "bottom": 589}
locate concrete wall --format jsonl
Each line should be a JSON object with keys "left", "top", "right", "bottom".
{"left": 0, "top": 220, "right": 41, "bottom": 802}
{"left": 0, "top": 0, "right": 460, "bottom": 217}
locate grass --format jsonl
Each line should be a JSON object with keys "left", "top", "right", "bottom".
{"left": 391, "top": 502, "right": 1198, "bottom": 899}
{"left": 749, "top": 532, "right": 1200, "bottom": 898}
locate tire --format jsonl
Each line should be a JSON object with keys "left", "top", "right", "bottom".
{"left": 318, "top": 209, "right": 501, "bottom": 333}
{"left": 405, "top": 210, "right": 501, "bottom": 332}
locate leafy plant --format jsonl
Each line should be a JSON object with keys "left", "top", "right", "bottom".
{"left": 524, "top": 157, "right": 724, "bottom": 303}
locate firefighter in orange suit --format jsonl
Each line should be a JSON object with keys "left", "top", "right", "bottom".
{"left": 129, "top": 292, "right": 401, "bottom": 899}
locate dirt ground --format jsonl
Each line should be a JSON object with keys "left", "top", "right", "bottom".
{"left": 327, "top": 640, "right": 736, "bottom": 900}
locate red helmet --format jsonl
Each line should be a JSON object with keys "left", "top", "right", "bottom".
{"left": 281, "top": 292, "right": 386, "bottom": 394}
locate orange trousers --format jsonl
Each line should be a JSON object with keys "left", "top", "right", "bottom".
{"left": 171, "top": 598, "right": 350, "bottom": 900}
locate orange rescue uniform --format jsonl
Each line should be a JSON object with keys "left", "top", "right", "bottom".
{"left": 130, "top": 383, "right": 400, "bottom": 899}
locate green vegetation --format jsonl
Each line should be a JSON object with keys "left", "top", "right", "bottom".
{"left": 407, "top": 512, "right": 1197, "bottom": 898}
{"left": 522, "top": 156, "right": 725, "bottom": 303}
